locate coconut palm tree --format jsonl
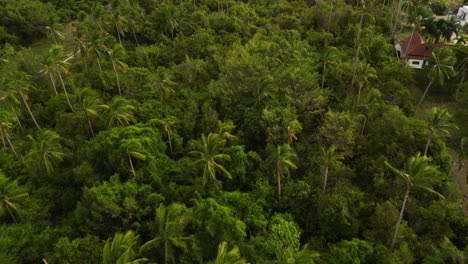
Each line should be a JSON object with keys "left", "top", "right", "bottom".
{"left": 423, "top": 107, "right": 457, "bottom": 156}
{"left": 320, "top": 146, "right": 344, "bottom": 194}
{"left": 320, "top": 46, "right": 340, "bottom": 90}
{"left": 106, "top": 44, "right": 128, "bottom": 96}
{"left": 87, "top": 31, "right": 106, "bottom": 72}
{"left": 47, "top": 45, "right": 75, "bottom": 112}
{"left": 24, "top": 129, "right": 65, "bottom": 175}
{"left": 40, "top": 55, "right": 59, "bottom": 95}
{"left": 76, "top": 88, "right": 103, "bottom": 137}
{"left": 287, "top": 120, "right": 302, "bottom": 147}
{"left": 103, "top": 230, "right": 147, "bottom": 264}
{"left": 0, "top": 171, "right": 28, "bottom": 223}
{"left": 274, "top": 144, "right": 297, "bottom": 205}
{"left": 355, "top": 62, "right": 377, "bottom": 106}
{"left": 415, "top": 47, "right": 455, "bottom": 111}
{"left": 190, "top": 133, "right": 232, "bottom": 184}
{"left": 385, "top": 153, "right": 444, "bottom": 250}
{"left": 124, "top": 139, "right": 147, "bottom": 178}
{"left": 45, "top": 23, "right": 64, "bottom": 44}
{"left": 209, "top": 241, "right": 248, "bottom": 264}
{"left": 140, "top": 203, "right": 192, "bottom": 264}
{"left": 357, "top": 88, "right": 381, "bottom": 135}
{"left": 100, "top": 97, "right": 136, "bottom": 129}
{"left": 0, "top": 110, "right": 18, "bottom": 158}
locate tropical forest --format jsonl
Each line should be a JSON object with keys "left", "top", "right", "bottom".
{"left": 0, "top": 0, "right": 468, "bottom": 263}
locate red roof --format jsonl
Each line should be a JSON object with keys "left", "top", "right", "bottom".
{"left": 399, "top": 32, "right": 447, "bottom": 60}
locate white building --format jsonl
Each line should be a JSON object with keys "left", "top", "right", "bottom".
{"left": 395, "top": 32, "right": 447, "bottom": 69}
{"left": 457, "top": 6, "right": 468, "bottom": 26}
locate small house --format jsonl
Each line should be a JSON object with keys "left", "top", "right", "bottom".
{"left": 394, "top": 32, "right": 446, "bottom": 69}
{"left": 456, "top": 5, "right": 468, "bottom": 26}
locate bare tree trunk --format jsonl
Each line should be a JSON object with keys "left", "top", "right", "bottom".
{"left": 48, "top": 72, "right": 59, "bottom": 95}
{"left": 277, "top": 161, "right": 282, "bottom": 207}
{"left": 391, "top": 184, "right": 411, "bottom": 250}
{"left": 321, "top": 61, "right": 327, "bottom": 90}
{"left": 84, "top": 110, "right": 95, "bottom": 137}
{"left": 19, "top": 90, "right": 41, "bottom": 130}
{"left": 424, "top": 132, "right": 432, "bottom": 156}
{"left": 415, "top": 79, "right": 433, "bottom": 112}
{"left": 56, "top": 67, "right": 75, "bottom": 112}
{"left": 42, "top": 259, "right": 49, "bottom": 264}
{"left": 322, "top": 164, "right": 329, "bottom": 194}
{"left": 128, "top": 151, "right": 136, "bottom": 177}
{"left": 112, "top": 60, "right": 122, "bottom": 96}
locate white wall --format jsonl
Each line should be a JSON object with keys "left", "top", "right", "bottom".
{"left": 407, "top": 59, "right": 424, "bottom": 69}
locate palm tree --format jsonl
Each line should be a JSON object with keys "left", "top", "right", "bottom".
{"left": 320, "top": 146, "right": 344, "bottom": 194}
{"left": 124, "top": 139, "right": 147, "bottom": 178}
{"left": 357, "top": 88, "right": 381, "bottom": 135}
{"left": 45, "top": 23, "right": 64, "bottom": 44}
{"left": 415, "top": 47, "right": 455, "bottom": 111}
{"left": 106, "top": 44, "right": 128, "bottom": 96}
{"left": 209, "top": 241, "right": 248, "bottom": 264}
{"left": 423, "top": 107, "right": 457, "bottom": 156}
{"left": 0, "top": 110, "right": 18, "bottom": 158}
{"left": 218, "top": 120, "right": 237, "bottom": 145}
{"left": 274, "top": 144, "right": 297, "bottom": 205}
{"left": 87, "top": 31, "right": 106, "bottom": 72}
{"left": 355, "top": 62, "right": 377, "bottom": 106}
{"left": 0, "top": 171, "right": 28, "bottom": 223}
{"left": 48, "top": 45, "right": 75, "bottom": 112}
{"left": 140, "top": 203, "right": 192, "bottom": 264}
{"left": 385, "top": 153, "right": 444, "bottom": 250}
{"left": 4, "top": 74, "right": 41, "bottom": 130}
{"left": 103, "top": 231, "right": 147, "bottom": 264}
{"left": 189, "top": 133, "right": 232, "bottom": 184}
{"left": 320, "top": 46, "right": 340, "bottom": 90}
{"left": 287, "top": 120, "right": 302, "bottom": 147}
{"left": 100, "top": 97, "right": 136, "bottom": 129}
{"left": 76, "top": 88, "right": 103, "bottom": 137}
{"left": 24, "top": 129, "right": 65, "bottom": 175}
{"left": 40, "top": 55, "right": 59, "bottom": 95}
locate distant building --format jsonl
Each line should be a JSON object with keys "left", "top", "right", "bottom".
{"left": 456, "top": 5, "right": 468, "bottom": 26}
{"left": 394, "top": 32, "right": 447, "bottom": 69}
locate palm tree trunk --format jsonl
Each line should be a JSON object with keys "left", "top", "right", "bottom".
{"left": 391, "top": 184, "right": 410, "bottom": 250}
{"left": 11, "top": 108, "right": 23, "bottom": 131}
{"left": 4, "top": 132, "right": 18, "bottom": 159}
{"left": 19, "top": 90, "right": 41, "bottom": 130}
{"left": 166, "top": 127, "right": 173, "bottom": 155}
{"left": 131, "top": 24, "right": 139, "bottom": 46}
{"left": 115, "top": 22, "right": 123, "bottom": 46}
{"left": 5, "top": 202, "right": 17, "bottom": 223}
{"left": 0, "top": 125, "right": 6, "bottom": 148}
{"left": 277, "top": 161, "right": 282, "bottom": 206}
{"left": 361, "top": 115, "right": 367, "bottom": 136}
{"left": 322, "top": 164, "right": 329, "bottom": 194}
{"left": 415, "top": 78, "right": 433, "bottom": 112}
{"left": 56, "top": 67, "right": 75, "bottom": 112}
{"left": 356, "top": 82, "right": 363, "bottom": 106}
{"left": 321, "top": 61, "right": 327, "bottom": 90}
{"left": 112, "top": 60, "right": 122, "bottom": 96}
{"left": 84, "top": 110, "right": 95, "bottom": 137}
{"left": 48, "top": 72, "right": 59, "bottom": 95}
{"left": 424, "top": 132, "right": 432, "bottom": 156}
{"left": 96, "top": 54, "right": 103, "bottom": 72}
{"left": 128, "top": 151, "right": 136, "bottom": 177}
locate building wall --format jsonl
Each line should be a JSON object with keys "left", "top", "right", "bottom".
{"left": 407, "top": 59, "right": 425, "bottom": 69}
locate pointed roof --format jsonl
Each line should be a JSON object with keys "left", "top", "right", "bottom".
{"left": 399, "top": 32, "right": 448, "bottom": 60}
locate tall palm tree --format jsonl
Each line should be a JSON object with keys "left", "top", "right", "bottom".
{"left": 355, "top": 62, "right": 377, "bottom": 106}
{"left": 287, "top": 120, "right": 302, "bottom": 147}
{"left": 100, "top": 97, "right": 136, "bottom": 129}
{"left": 87, "top": 31, "right": 106, "bottom": 72}
{"left": 320, "top": 46, "right": 340, "bottom": 90}
{"left": 124, "top": 139, "right": 147, "bottom": 178}
{"left": 209, "top": 241, "right": 248, "bottom": 264}
{"left": 0, "top": 171, "right": 28, "bottom": 223}
{"left": 48, "top": 45, "right": 75, "bottom": 112}
{"left": 45, "top": 23, "right": 64, "bottom": 44}
{"left": 76, "top": 88, "right": 103, "bottom": 137}
{"left": 190, "top": 133, "right": 232, "bottom": 184}
{"left": 415, "top": 47, "right": 455, "bottom": 111}
{"left": 103, "top": 230, "right": 147, "bottom": 264}
{"left": 140, "top": 203, "right": 192, "bottom": 264}
{"left": 24, "top": 129, "right": 65, "bottom": 175}
{"left": 320, "top": 146, "right": 344, "bottom": 194}
{"left": 385, "top": 153, "right": 444, "bottom": 250}
{"left": 357, "top": 88, "right": 381, "bottom": 135}
{"left": 0, "top": 111, "right": 18, "bottom": 158}
{"left": 106, "top": 44, "right": 128, "bottom": 96}
{"left": 40, "top": 55, "right": 59, "bottom": 95}
{"left": 423, "top": 107, "right": 457, "bottom": 156}
{"left": 274, "top": 144, "right": 297, "bottom": 205}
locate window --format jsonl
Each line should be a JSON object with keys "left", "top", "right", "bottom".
{"left": 411, "top": 61, "right": 420, "bottom": 65}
